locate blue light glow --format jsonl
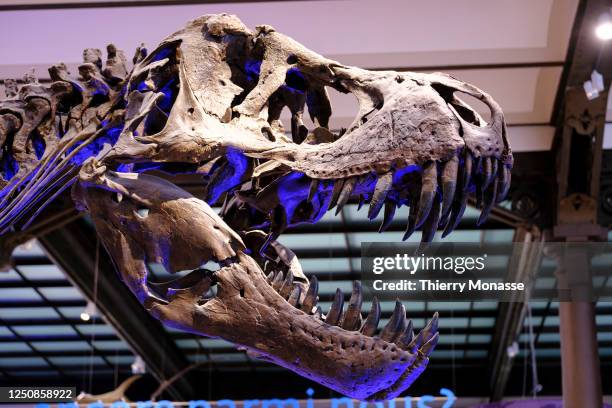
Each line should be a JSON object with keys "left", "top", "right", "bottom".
{"left": 245, "top": 59, "right": 262, "bottom": 81}
{"left": 207, "top": 147, "right": 250, "bottom": 204}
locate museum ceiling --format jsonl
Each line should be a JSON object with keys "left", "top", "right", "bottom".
{"left": 0, "top": 0, "right": 611, "bottom": 400}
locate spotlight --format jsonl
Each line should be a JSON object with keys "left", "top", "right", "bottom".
{"left": 80, "top": 301, "right": 96, "bottom": 321}
{"left": 596, "top": 10, "right": 612, "bottom": 40}
{"left": 584, "top": 70, "right": 605, "bottom": 101}
{"left": 506, "top": 341, "right": 519, "bottom": 358}
{"left": 131, "top": 355, "right": 146, "bottom": 374}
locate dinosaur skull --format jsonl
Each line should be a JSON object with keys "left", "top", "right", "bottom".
{"left": 72, "top": 160, "right": 438, "bottom": 401}
{"left": 106, "top": 13, "right": 512, "bottom": 243}
{"left": 0, "top": 12, "right": 513, "bottom": 400}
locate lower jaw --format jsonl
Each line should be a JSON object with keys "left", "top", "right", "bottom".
{"left": 186, "top": 254, "right": 418, "bottom": 400}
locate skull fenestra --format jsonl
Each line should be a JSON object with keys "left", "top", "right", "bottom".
{"left": 0, "top": 14, "right": 512, "bottom": 400}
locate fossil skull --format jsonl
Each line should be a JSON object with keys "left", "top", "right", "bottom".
{"left": 0, "top": 13, "right": 513, "bottom": 400}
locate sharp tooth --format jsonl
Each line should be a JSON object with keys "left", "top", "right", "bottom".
{"left": 272, "top": 271, "right": 284, "bottom": 292}
{"left": 491, "top": 158, "right": 498, "bottom": 184}
{"left": 368, "top": 172, "right": 392, "bottom": 220}
{"left": 397, "top": 319, "right": 414, "bottom": 348}
{"left": 409, "top": 312, "right": 439, "bottom": 352}
{"left": 288, "top": 286, "right": 301, "bottom": 307}
{"left": 415, "top": 162, "right": 437, "bottom": 228}
{"left": 476, "top": 182, "right": 483, "bottom": 209}
{"left": 481, "top": 157, "right": 493, "bottom": 191}
{"left": 477, "top": 178, "right": 498, "bottom": 226}
{"left": 279, "top": 269, "right": 294, "bottom": 298}
{"left": 418, "top": 194, "right": 441, "bottom": 252}
{"left": 329, "top": 179, "right": 344, "bottom": 209}
{"left": 440, "top": 155, "right": 459, "bottom": 219}
{"left": 342, "top": 281, "right": 363, "bottom": 331}
{"left": 266, "top": 271, "right": 274, "bottom": 283}
{"left": 302, "top": 275, "right": 319, "bottom": 313}
{"left": 496, "top": 163, "right": 511, "bottom": 202}
{"left": 335, "top": 177, "right": 356, "bottom": 215}
{"left": 357, "top": 194, "right": 366, "bottom": 211}
{"left": 307, "top": 178, "right": 319, "bottom": 203}
{"left": 463, "top": 150, "right": 473, "bottom": 190}
{"left": 441, "top": 190, "right": 467, "bottom": 238}
{"left": 380, "top": 300, "right": 406, "bottom": 342}
{"left": 403, "top": 193, "right": 417, "bottom": 241}
{"left": 360, "top": 297, "right": 380, "bottom": 336}
{"left": 378, "top": 200, "right": 396, "bottom": 233}
{"left": 313, "top": 306, "right": 322, "bottom": 319}
{"left": 326, "top": 288, "right": 344, "bottom": 326}
{"left": 421, "top": 332, "right": 439, "bottom": 356}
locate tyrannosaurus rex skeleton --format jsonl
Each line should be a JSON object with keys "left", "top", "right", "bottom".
{"left": 0, "top": 14, "right": 512, "bottom": 400}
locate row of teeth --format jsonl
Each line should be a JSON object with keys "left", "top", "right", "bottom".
{"left": 301, "top": 151, "right": 510, "bottom": 246}
{"left": 265, "top": 268, "right": 439, "bottom": 354}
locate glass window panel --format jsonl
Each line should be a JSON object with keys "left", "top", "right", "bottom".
{"left": 470, "top": 317, "right": 496, "bottom": 327}
{"left": 599, "top": 347, "right": 612, "bottom": 356}
{"left": 278, "top": 233, "right": 347, "bottom": 250}
{"left": 543, "top": 316, "right": 561, "bottom": 326}
{"left": 432, "top": 350, "right": 464, "bottom": 359}
{"left": 438, "top": 334, "right": 467, "bottom": 344}
{"left": 428, "top": 302, "right": 470, "bottom": 311}
{"left": 12, "top": 241, "right": 45, "bottom": 256}
{"left": 187, "top": 354, "right": 209, "bottom": 363}
{"left": 318, "top": 280, "right": 353, "bottom": 296}
{"left": 0, "top": 269, "right": 21, "bottom": 282}
{"left": 438, "top": 317, "right": 468, "bottom": 328}
{"left": 209, "top": 353, "right": 247, "bottom": 362}
{"left": 49, "top": 356, "right": 105, "bottom": 366}
{"left": 596, "top": 315, "right": 612, "bottom": 325}
{"left": 481, "top": 230, "right": 514, "bottom": 242}
{"left": 597, "top": 332, "right": 612, "bottom": 341}
{"left": 0, "top": 307, "right": 59, "bottom": 320}
{"left": 0, "top": 342, "right": 31, "bottom": 351}
{"left": 76, "top": 325, "right": 116, "bottom": 335}
{"left": 38, "top": 287, "right": 83, "bottom": 301}
{"left": 175, "top": 339, "right": 199, "bottom": 349}
{"left": 533, "top": 349, "right": 560, "bottom": 358}
{"left": 0, "top": 288, "right": 42, "bottom": 302}
{"left": 18, "top": 265, "right": 65, "bottom": 281}
{"left": 106, "top": 355, "right": 136, "bottom": 365}
{"left": 32, "top": 341, "right": 91, "bottom": 351}
{"left": 94, "top": 340, "right": 131, "bottom": 351}
{"left": 468, "top": 334, "right": 492, "bottom": 343}
{"left": 466, "top": 350, "right": 488, "bottom": 358}
{"left": 13, "top": 325, "right": 77, "bottom": 337}
{"left": 0, "top": 357, "right": 47, "bottom": 367}
{"left": 299, "top": 258, "right": 351, "bottom": 274}
{"left": 472, "top": 301, "right": 499, "bottom": 310}
{"left": 535, "top": 277, "right": 556, "bottom": 289}
{"left": 200, "top": 339, "right": 234, "bottom": 349}
{"left": 0, "top": 326, "right": 15, "bottom": 338}
{"left": 58, "top": 307, "right": 87, "bottom": 319}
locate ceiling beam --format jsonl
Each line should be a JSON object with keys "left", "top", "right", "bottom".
{"left": 39, "top": 218, "right": 195, "bottom": 400}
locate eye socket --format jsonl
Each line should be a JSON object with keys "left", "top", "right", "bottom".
{"left": 135, "top": 207, "right": 150, "bottom": 218}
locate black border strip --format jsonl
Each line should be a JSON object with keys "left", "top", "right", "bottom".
{"left": 0, "top": 0, "right": 319, "bottom": 11}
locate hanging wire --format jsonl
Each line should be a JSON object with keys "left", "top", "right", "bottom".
{"left": 87, "top": 237, "right": 101, "bottom": 393}
{"left": 525, "top": 301, "right": 540, "bottom": 398}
